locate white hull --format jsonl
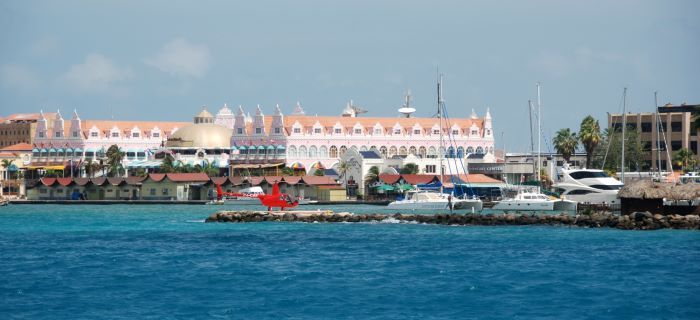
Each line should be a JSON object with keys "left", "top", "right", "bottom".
{"left": 388, "top": 198, "right": 483, "bottom": 211}
{"left": 492, "top": 199, "right": 577, "bottom": 212}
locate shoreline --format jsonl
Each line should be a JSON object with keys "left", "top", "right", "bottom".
{"left": 6, "top": 199, "right": 391, "bottom": 205}
{"left": 206, "top": 210, "right": 700, "bottom": 230}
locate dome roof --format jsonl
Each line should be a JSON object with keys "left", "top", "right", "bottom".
{"left": 196, "top": 108, "right": 214, "bottom": 118}
{"left": 166, "top": 123, "right": 232, "bottom": 148}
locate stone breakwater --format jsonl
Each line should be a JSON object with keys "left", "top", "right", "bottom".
{"left": 205, "top": 211, "right": 700, "bottom": 230}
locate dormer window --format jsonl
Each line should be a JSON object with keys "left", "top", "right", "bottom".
{"left": 132, "top": 132, "right": 140, "bottom": 138}
{"left": 55, "top": 131, "right": 62, "bottom": 138}
{"left": 334, "top": 128, "right": 341, "bottom": 134}
{"left": 274, "top": 128, "right": 281, "bottom": 134}
{"left": 111, "top": 132, "right": 119, "bottom": 138}
{"left": 374, "top": 128, "right": 382, "bottom": 135}
{"left": 39, "top": 132, "right": 44, "bottom": 138}
{"left": 471, "top": 130, "right": 478, "bottom": 135}
{"left": 413, "top": 129, "right": 421, "bottom": 135}
{"left": 72, "top": 131, "right": 78, "bottom": 138}
{"left": 237, "top": 128, "right": 243, "bottom": 134}
{"left": 90, "top": 132, "right": 98, "bottom": 138}
{"left": 293, "top": 128, "right": 301, "bottom": 134}
{"left": 255, "top": 127, "right": 262, "bottom": 134}
{"left": 432, "top": 129, "right": 440, "bottom": 135}
{"left": 152, "top": 132, "right": 160, "bottom": 138}
{"left": 354, "top": 128, "right": 362, "bottom": 134}
{"left": 487, "top": 129, "right": 491, "bottom": 135}
{"left": 452, "top": 129, "right": 459, "bottom": 135}
{"left": 393, "top": 129, "right": 401, "bottom": 135}
{"left": 314, "top": 128, "right": 322, "bottom": 134}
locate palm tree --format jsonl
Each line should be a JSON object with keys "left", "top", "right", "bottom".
{"left": 313, "top": 169, "right": 325, "bottom": 176}
{"left": 578, "top": 116, "right": 601, "bottom": 168}
{"left": 281, "top": 167, "right": 294, "bottom": 176}
{"left": 674, "top": 148, "right": 697, "bottom": 172}
{"left": 201, "top": 159, "right": 220, "bottom": 177}
{"left": 552, "top": 128, "right": 578, "bottom": 163}
{"left": 364, "top": 166, "right": 380, "bottom": 185}
{"left": 159, "top": 153, "right": 176, "bottom": 173}
{"left": 105, "top": 145, "right": 125, "bottom": 177}
{"left": 1, "top": 159, "right": 14, "bottom": 181}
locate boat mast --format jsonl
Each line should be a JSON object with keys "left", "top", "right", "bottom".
{"left": 621, "top": 88, "right": 627, "bottom": 184}
{"left": 438, "top": 74, "right": 444, "bottom": 194}
{"left": 528, "top": 100, "right": 535, "bottom": 176}
{"left": 655, "top": 91, "right": 661, "bottom": 176}
{"left": 536, "top": 83, "right": 541, "bottom": 189}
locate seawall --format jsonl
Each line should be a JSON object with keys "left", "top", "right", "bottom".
{"left": 206, "top": 210, "right": 700, "bottom": 230}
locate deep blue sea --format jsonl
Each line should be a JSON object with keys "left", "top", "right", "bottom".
{"left": 1, "top": 204, "right": 699, "bottom": 319}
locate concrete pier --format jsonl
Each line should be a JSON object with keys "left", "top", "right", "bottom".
{"left": 206, "top": 210, "right": 700, "bottom": 230}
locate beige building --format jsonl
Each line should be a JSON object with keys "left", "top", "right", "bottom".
{"left": 0, "top": 112, "right": 52, "bottom": 148}
{"left": 609, "top": 104, "right": 699, "bottom": 171}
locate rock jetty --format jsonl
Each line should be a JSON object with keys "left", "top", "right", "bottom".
{"left": 205, "top": 211, "right": 700, "bottom": 230}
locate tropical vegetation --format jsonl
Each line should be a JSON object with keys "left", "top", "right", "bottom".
{"left": 400, "top": 163, "right": 419, "bottom": 174}
{"left": 578, "top": 115, "right": 602, "bottom": 168}
{"left": 674, "top": 148, "right": 697, "bottom": 172}
{"left": 552, "top": 128, "right": 578, "bottom": 163}
{"left": 105, "top": 145, "right": 125, "bottom": 177}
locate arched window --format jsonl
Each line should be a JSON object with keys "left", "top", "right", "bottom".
{"left": 339, "top": 146, "right": 347, "bottom": 156}
{"left": 360, "top": 146, "right": 368, "bottom": 152}
{"left": 439, "top": 147, "right": 446, "bottom": 158}
{"left": 476, "top": 146, "right": 484, "bottom": 154}
{"left": 350, "top": 145, "right": 358, "bottom": 152}
{"left": 329, "top": 146, "right": 338, "bottom": 158}
{"left": 309, "top": 146, "right": 318, "bottom": 158}
{"left": 447, "top": 146, "right": 455, "bottom": 158}
{"left": 399, "top": 146, "right": 407, "bottom": 156}
{"left": 370, "top": 146, "right": 377, "bottom": 151}
{"left": 319, "top": 146, "right": 328, "bottom": 158}
{"left": 489, "top": 146, "right": 494, "bottom": 154}
{"left": 389, "top": 146, "right": 397, "bottom": 157}
{"left": 427, "top": 146, "right": 437, "bottom": 158}
{"left": 408, "top": 146, "right": 417, "bottom": 155}
{"left": 379, "top": 146, "right": 387, "bottom": 158}
{"left": 298, "top": 145, "right": 308, "bottom": 158}
{"left": 288, "top": 145, "right": 298, "bottom": 158}
{"left": 457, "top": 146, "right": 464, "bottom": 158}
{"left": 466, "top": 146, "right": 474, "bottom": 154}
{"left": 418, "top": 146, "right": 426, "bottom": 158}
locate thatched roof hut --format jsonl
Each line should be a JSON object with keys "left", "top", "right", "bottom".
{"left": 669, "top": 183, "right": 700, "bottom": 201}
{"left": 618, "top": 180, "right": 673, "bottom": 199}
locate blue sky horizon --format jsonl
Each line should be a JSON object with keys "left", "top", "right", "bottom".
{"left": 1, "top": 0, "right": 698, "bottom": 152}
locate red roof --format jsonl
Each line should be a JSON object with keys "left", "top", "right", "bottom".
{"left": 56, "top": 177, "right": 73, "bottom": 186}
{"left": 263, "top": 176, "right": 283, "bottom": 184}
{"left": 166, "top": 173, "right": 210, "bottom": 182}
{"left": 402, "top": 174, "right": 439, "bottom": 185}
{"left": 90, "top": 177, "right": 107, "bottom": 185}
{"left": 148, "top": 173, "right": 167, "bottom": 182}
{"left": 107, "top": 177, "right": 126, "bottom": 185}
{"left": 73, "top": 178, "right": 91, "bottom": 186}
{"left": 246, "top": 177, "right": 264, "bottom": 186}
{"left": 378, "top": 174, "right": 401, "bottom": 184}
{"left": 210, "top": 177, "right": 228, "bottom": 185}
{"left": 229, "top": 176, "right": 243, "bottom": 185}
{"left": 282, "top": 176, "right": 301, "bottom": 185}
{"left": 40, "top": 177, "right": 56, "bottom": 186}
{"left": 301, "top": 175, "right": 339, "bottom": 186}
{"left": 0, "top": 143, "right": 33, "bottom": 152}
{"left": 126, "top": 176, "right": 146, "bottom": 185}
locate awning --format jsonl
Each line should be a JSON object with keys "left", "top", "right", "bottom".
{"left": 8, "top": 164, "right": 19, "bottom": 172}
{"left": 266, "top": 145, "right": 275, "bottom": 150}
{"left": 276, "top": 145, "right": 286, "bottom": 150}
{"left": 257, "top": 145, "right": 266, "bottom": 150}
{"left": 231, "top": 162, "right": 284, "bottom": 169}
{"left": 85, "top": 148, "right": 95, "bottom": 153}
{"left": 56, "top": 148, "right": 64, "bottom": 153}
{"left": 375, "top": 184, "right": 395, "bottom": 191}
{"left": 230, "top": 146, "right": 238, "bottom": 151}
{"left": 310, "top": 162, "right": 325, "bottom": 169}
{"left": 32, "top": 148, "right": 39, "bottom": 152}
{"left": 126, "top": 160, "right": 163, "bottom": 168}
{"left": 397, "top": 183, "right": 415, "bottom": 191}
{"left": 40, "top": 148, "right": 47, "bottom": 153}
{"left": 238, "top": 146, "right": 247, "bottom": 150}
{"left": 74, "top": 148, "right": 83, "bottom": 153}
{"left": 48, "top": 148, "right": 56, "bottom": 152}
{"left": 65, "top": 148, "right": 73, "bottom": 153}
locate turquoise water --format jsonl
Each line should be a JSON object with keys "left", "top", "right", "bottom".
{"left": 1, "top": 205, "right": 699, "bottom": 319}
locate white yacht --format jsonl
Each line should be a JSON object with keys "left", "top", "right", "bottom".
{"left": 553, "top": 167, "right": 623, "bottom": 204}
{"left": 492, "top": 190, "right": 578, "bottom": 212}
{"left": 223, "top": 186, "right": 265, "bottom": 204}
{"left": 388, "top": 190, "right": 483, "bottom": 212}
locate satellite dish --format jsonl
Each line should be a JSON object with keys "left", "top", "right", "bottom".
{"left": 398, "top": 107, "right": 416, "bottom": 118}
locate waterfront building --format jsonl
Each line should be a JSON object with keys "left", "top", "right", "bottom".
{"left": 0, "top": 112, "right": 52, "bottom": 147}
{"left": 0, "top": 143, "right": 33, "bottom": 197}
{"left": 608, "top": 103, "right": 699, "bottom": 171}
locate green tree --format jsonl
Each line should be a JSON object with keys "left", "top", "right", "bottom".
{"left": 134, "top": 168, "right": 147, "bottom": 178}
{"left": 593, "top": 126, "right": 646, "bottom": 172}
{"left": 400, "top": 163, "right": 419, "bottom": 174}
{"left": 281, "top": 167, "right": 294, "bottom": 176}
{"left": 105, "top": 145, "right": 125, "bottom": 177}
{"left": 552, "top": 128, "right": 578, "bottom": 163}
{"left": 579, "top": 115, "right": 601, "bottom": 168}
{"left": 1, "top": 159, "right": 14, "bottom": 180}
{"left": 313, "top": 169, "right": 325, "bottom": 176}
{"left": 159, "top": 153, "right": 176, "bottom": 173}
{"left": 364, "top": 166, "right": 380, "bottom": 185}
{"left": 674, "top": 148, "right": 697, "bottom": 172}
{"left": 201, "top": 159, "right": 220, "bottom": 177}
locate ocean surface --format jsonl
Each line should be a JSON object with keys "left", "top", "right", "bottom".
{"left": 1, "top": 204, "right": 699, "bottom": 319}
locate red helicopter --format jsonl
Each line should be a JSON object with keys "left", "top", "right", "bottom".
{"left": 257, "top": 182, "right": 298, "bottom": 211}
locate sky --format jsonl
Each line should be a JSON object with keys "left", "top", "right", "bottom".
{"left": 1, "top": 0, "right": 698, "bottom": 152}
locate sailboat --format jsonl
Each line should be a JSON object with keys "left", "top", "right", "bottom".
{"left": 388, "top": 75, "right": 483, "bottom": 212}
{"left": 493, "top": 83, "right": 577, "bottom": 212}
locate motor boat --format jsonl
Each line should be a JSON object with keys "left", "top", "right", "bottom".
{"left": 223, "top": 186, "right": 266, "bottom": 204}
{"left": 388, "top": 190, "right": 483, "bottom": 212}
{"left": 552, "top": 167, "right": 623, "bottom": 204}
{"left": 492, "top": 190, "right": 577, "bottom": 212}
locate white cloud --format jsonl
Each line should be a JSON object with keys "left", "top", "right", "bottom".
{"left": 60, "top": 54, "right": 133, "bottom": 96}
{"left": 145, "top": 38, "right": 211, "bottom": 78}
{"left": 0, "top": 64, "right": 40, "bottom": 94}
